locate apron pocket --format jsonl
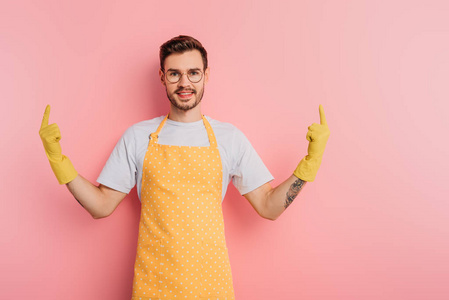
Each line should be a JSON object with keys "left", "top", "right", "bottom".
{"left": 200, "top": 239, "right": 234, "bottom": 299}
{"left": 132, "top": 239, "right": 162, "bottom": 298}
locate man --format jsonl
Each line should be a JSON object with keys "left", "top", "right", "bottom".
{"left": 39, "top": 35, "right": 330, "bottom": 300}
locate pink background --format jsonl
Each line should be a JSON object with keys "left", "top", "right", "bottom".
{"left": 1, "top": 0, "right": 449, "bottom": 299}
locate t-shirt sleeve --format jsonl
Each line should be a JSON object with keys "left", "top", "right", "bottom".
{"left": 96, "top": 126, "right": 137, "bottom": 194}
{"left": 230, "top": 128, "right": 274, "bottom": 195}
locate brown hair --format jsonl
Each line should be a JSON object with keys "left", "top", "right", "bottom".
{"left": 159, "top": 35, "right": 208, "bottom": 70}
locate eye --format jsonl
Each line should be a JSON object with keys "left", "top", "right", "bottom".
{"left": 168, "top": 71, "right": 179, "bottom": 76}
{"left": 189, "top": 70, "right": 199, "bottom": 76}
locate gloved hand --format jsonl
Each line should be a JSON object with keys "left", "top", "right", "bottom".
{"left": 39, "top": 105, "right": 78, "bottom": 184}
{"left": 293, "top": 104, "right": 330, "bottom": 181}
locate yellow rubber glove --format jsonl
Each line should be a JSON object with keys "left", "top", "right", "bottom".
{"left": 293, "top": 104, "right": 330, "bottom": 181}
{"left": 39, "top": 105, "right": 78, "bottom": 184}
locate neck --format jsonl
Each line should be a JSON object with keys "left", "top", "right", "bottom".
{"left": 168, "top": 105, "right": 202, "bottom": 122}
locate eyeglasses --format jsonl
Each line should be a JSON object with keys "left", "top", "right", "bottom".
{"left": 163, "top": 69, "right": 204, "bottom": 83}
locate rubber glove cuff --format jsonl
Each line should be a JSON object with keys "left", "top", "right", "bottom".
{"left": 48, "top": 155, "right": 78, "bottom": 184}
{"left": 293, "top": 155, "right": 322, "bottom": 182}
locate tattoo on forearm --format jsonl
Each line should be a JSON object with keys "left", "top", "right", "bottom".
{"left": 284, "top": 178, "right": 305, "bottom": 209}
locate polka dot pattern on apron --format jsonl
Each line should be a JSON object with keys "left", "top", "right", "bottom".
{"left": 131, "top": 115, "right": 235, "bottom": 300}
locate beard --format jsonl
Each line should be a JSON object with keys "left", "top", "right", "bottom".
{"left": 166, "top": 84, "right": 205, "bottom": 111}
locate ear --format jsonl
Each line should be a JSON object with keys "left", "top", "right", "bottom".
{"left": 204, "top": 67, "right": 210, "bottom": 84}
{"left": 159, "top": 69, "right": 166, "bottom": 86}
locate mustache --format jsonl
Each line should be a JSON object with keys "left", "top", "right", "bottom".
{"left": 175, "top": 88, "right": 196, "bottom": 93}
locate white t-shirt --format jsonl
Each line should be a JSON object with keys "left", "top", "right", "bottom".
{"left": 97, "top": 116, "right": 274, "bottom": 202}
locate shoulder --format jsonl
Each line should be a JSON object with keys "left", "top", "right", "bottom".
{"left": 131, "top": 116, "right": 165, "bottom": 131}
{"left": 204, "top": 116, "right": 252, "bottom": 155}
{"left": 119, "top": 116, "right": 165, "bottom": 142}
{"left": 127, "top": 116, "right": 165, "bottom": 133}
{"left": 205, "top": 116, "right": 242, "bottom": 137}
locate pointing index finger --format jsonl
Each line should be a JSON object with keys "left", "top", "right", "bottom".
{"left": 41, "top": 105, "right": 51, "bottom": 129}
{"left": 319, "top": 104, "right": 327, "bottom": 125}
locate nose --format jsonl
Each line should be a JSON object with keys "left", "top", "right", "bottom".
{"left": 177, "top": 72, "right": 191, "bottom": 87}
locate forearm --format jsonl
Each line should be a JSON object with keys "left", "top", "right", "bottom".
{"left": 264, "top": 175, "right": 306, "bottom": 220}
{"left": 65, "top": 175, "right": 111, "bottom": 219}
{"left": 39, "top": 105, "right": 125, "bottom": 219}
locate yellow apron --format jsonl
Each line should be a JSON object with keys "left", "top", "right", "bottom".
{"left": 132, "top": 115, "right": 235, "bottom": 300}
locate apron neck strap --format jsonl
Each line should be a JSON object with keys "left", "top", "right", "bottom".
{"left": 150, "top": 115, "right": 218, "bottom": 148}
{"left": 202, "top": 115, "right": 218, "bottom": 148}
{"left": 149, "top": 115, "right": 168, "bottom": 143}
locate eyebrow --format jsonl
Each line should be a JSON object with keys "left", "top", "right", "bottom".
{"left": 166, "top": 68, "right": 202, "bottom": 72}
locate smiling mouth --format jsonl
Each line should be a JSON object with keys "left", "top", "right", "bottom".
{"left": 176, "top": 91, "right": 195, "bottom": 99}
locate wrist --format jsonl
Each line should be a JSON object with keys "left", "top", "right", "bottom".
{"left": 49, "top": 155, "right": 78, "bottom": 184}
{"left": 293, "top": 155, "right": 323, "bottom": 182}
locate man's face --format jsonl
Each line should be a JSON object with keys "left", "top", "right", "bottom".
{"left": 159, "top": 50, "right": 209, "bottom": 112}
